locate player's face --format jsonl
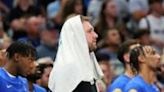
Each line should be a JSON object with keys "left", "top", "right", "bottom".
{"left": 17, "top": 55, "right": 36, "bottom": 76}
{"left": 143, "top": 46, "right": 161, "bottom": 71}
{"left": 83, "top": 21, "right": 98, "bottom": 52}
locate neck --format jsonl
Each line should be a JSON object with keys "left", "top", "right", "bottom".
{"left": 107, "top": 45, "right": 118, "bottom": 52}
{"left": 42, "top": 41, "right": 56, "bottom": 48}
{"left": 152, "top": 12, "right": 161, "bottom": 18}
{"left": 139, "top": 64, "right": 155, "bottom": 84}
{"left": 106, "top": 16, "right": 116, "bottom": 28}
{"left": 124, "top": 64, "right": 134, "bottom": 78}
{"left": 106, "top": 15, "right": 115, "bottom": 21}
{"left": 4, "top": 61, "right": 17, "bottom": 76}
{"left": 28, "top": 81, "right": 34, "bottom": 92}
{"left": 28, "top": 33, "right": 39, "bottom": 39}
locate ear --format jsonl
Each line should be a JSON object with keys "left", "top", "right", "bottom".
{"left": 138, "top": 55, "right": 145, "bottom": 63}
{"left": 13, "top": 53, "right": 20, "bottom": 63}
{"left": 123, "top": 53, "right": 130, "bottom": 63}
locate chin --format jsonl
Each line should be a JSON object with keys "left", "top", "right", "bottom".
{"left": 19, "top": 73, "right": 26, "bottom": 77}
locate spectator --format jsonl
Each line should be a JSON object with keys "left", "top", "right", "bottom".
{"left": 37, "top": 22, "right": 59, "bottom": 60}
{"left": 61, "top": 0, "right": 84, "bottom": 23}
{"left": 83, "top": 0, "right": 91, "bottom": 10}
{"left": 47, "top": 0, "right": 68, "bottom": 31}
{"left": 6, "top": 0, "right": 42, "bottom": 40}
{"left": 0, "top": 20, "right": 11, "bottom": 67}
{"left": 87, "top": 0, "right": 104, "bottom": 25}
{"left": 115, "top": 0, "right": 129, "bottom": 23}
{"left": 129, "top": 0, "right": 149, "bottom": 19}
{"left": 47, "top": 0, "right": 68, "bottom": 19}
{"left": 133, "top": 29, "right": 151, "bottom": 45}
{"left": 0, "top": 0, "right": 10, "bottom": 15}
{"left": 36, "top": 57, "right": 53, "bottom": 92}
{"left": 97, "top": 28, "right": 123, "bottom": 75}
{"left": 139, "top": 0, "right": 164, "bottom": 54}
{"left": 95, "top": 0, "right": 122, "bottom": 40}
{"left": 35, "top": 0, "right": 54, "bottom": 16}
{"left": 0, "top": 0, "right": 13, "bottom": 10}
{"left": 18, "top": 16, "right": 45, "bottom": 47}
{"left": 37, "top": 0, "right": 54, "bottom": 10}
{"left": 47, "top": 0, "right": 61, "bottom": 19}
{"left": 96, "top": 52, "right": 114, "bottom": 92}
{"left": 127, "top": 0, "right": 149, "bottom": 35}
{"left": 0, "top": 19, "right": 12, "bottom": 49}
{"left": 8, "top": 0, "right": 42, "bottom": 23}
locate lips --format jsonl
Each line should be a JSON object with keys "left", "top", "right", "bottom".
{"left": 93, "top": 41, "right": 97, "bottom": 44}
{"left": 93, "top": 40, "right": 97, "bottom": 43}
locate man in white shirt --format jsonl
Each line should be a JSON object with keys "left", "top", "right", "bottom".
{"left": 139, "top": 0, "right": 164, "bottom": 53}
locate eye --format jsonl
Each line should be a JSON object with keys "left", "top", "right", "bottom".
{"left": 28, "top": 57, "right": 35, "bottom": 61}
{"left": 151, "top": 50, "right": 156, "bottom": 55}
{"left": 88, "top": 29, "right": 92, "bottom": 33}
{"left": 88, "top": 27, "right": 94, "bottom": 33}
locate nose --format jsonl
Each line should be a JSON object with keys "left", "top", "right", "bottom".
{"left": 157, "top": 54, "right": 161, "bottom": 59}
{"left": 156, "top": 54, "right": 161, "bottom": 62}
{"left": 94, "top": 31, "right": 98, "bottom": 39}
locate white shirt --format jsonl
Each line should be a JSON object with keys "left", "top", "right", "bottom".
{"left": 139, "top": 14, "right": 164, "bottom": 42}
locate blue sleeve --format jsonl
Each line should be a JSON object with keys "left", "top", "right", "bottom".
{"left": 34, "top": 84, "right": 47, "bottom": 92}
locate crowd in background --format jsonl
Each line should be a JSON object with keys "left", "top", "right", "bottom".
{"left": 0, "top": 0, "right": 164, "bottom": 92}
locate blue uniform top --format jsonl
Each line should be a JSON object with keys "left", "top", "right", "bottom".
{"left": 33, "top": 84, "right": 47, "bottom": 92}
{"left": 124, "top": 75, "right": 159, "bottom": 92}
{"left": 107, "top": 74, "right": 131, "bottom": 92}
{"left": 0, "top": 68, "right": 28, "bottom": 92}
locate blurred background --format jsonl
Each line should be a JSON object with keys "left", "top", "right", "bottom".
{"left": 0, "top": 0, "right": 164, "bottom": 92}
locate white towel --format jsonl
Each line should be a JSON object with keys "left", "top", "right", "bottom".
{"left": 48, "top": 15, "right": 103, "bottom": 92}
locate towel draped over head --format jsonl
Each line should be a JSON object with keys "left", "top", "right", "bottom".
{"left": 48, "top": 15, "right": 103, "bottom": 92}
